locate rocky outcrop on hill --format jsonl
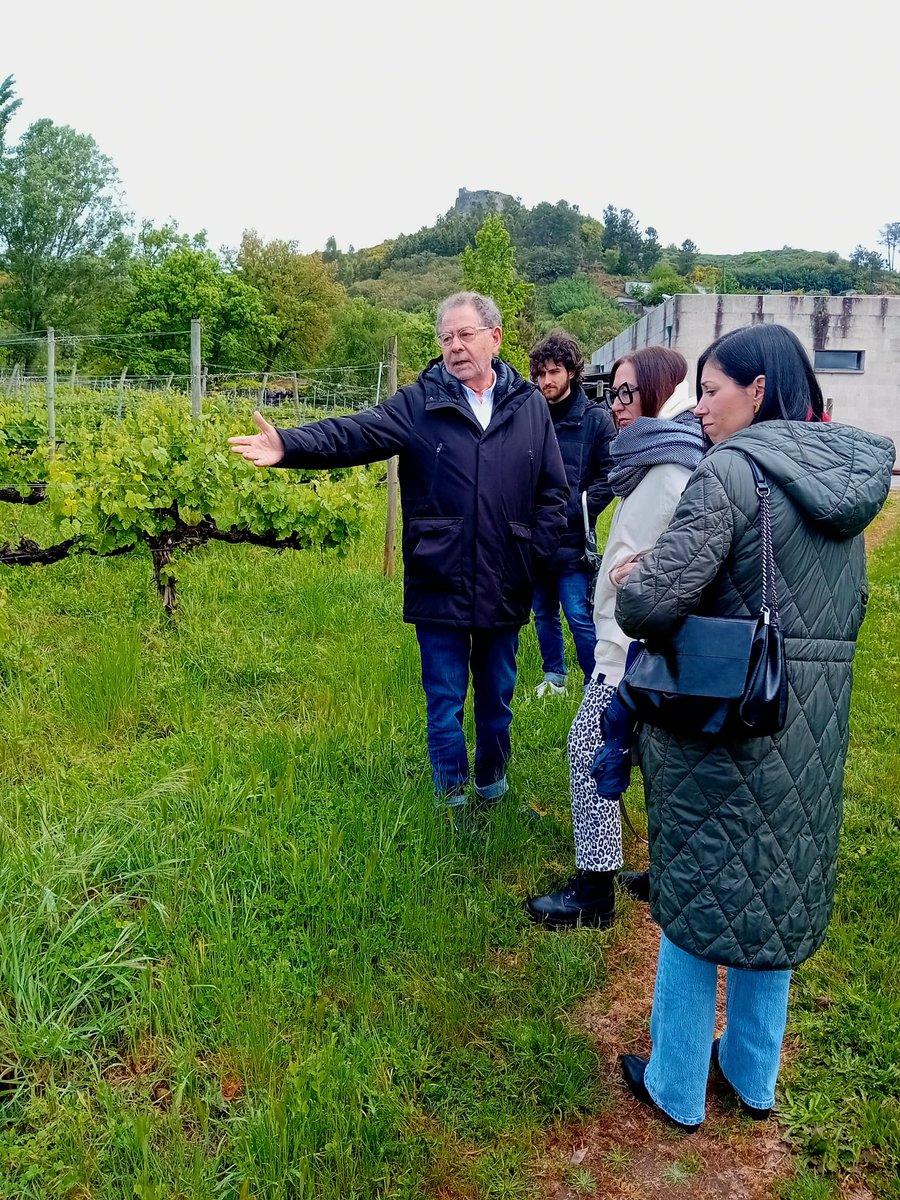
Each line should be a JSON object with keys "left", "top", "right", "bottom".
{"left": 454, "top": 187, "right": 516, "bottom": 216}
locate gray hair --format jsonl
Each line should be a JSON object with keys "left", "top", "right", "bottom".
{"left": 435, "top": 291, "right": 502, "bottom": 335}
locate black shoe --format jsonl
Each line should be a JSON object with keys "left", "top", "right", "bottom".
{"left": 524, "top": 869, "right": 615, "bottom": 929}
{"left": 619, "top": 1055, "right": 701, "bottom": 1132}
{"left": 618, "top": 870, "right": 650, "bottom": 903}
{"left": 710, "top": 1038, "right": 772, "bottom": 1120}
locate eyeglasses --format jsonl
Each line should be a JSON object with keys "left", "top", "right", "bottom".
{"left": 601, "top": 382, "right": 640, "bottom": 408}
{"left": 436, "top": 325, "right": 491, "bottom": 349}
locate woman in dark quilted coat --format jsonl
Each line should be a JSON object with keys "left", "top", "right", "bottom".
{"left": 613, "top": 324, "right": 895, "bottom": 1130}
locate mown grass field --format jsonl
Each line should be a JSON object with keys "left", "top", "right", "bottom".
{"left": 0, "top": 489, "right": 897, "bottom": 1200}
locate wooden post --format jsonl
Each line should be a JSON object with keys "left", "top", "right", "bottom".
{"left": 383, "top": 335, "right": 399, "bottom": 578}
{"left": 69, "top": 359, "right": 77, "bottom": 390}
{"left": 46, "top": 328, "right": 56, "bottom": 460}
{"left": 190, "top": 318, "right": 202, "bottom": 418}
{"left": 259, "top": 372, "right": 269, "bottom": 407}
{"left": 292, "top": 371, "right": 300, "bottom": 422}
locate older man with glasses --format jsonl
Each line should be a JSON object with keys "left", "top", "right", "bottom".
{"left": 230, "top": 291, "right": 567, "bottom": 824}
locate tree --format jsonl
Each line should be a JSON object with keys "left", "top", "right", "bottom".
{"left": 675, "top": 239, "right": 699, "bottom": 276}
{"left": 133, "top": 219, "right": 207, "bottom": 265}
{"left": 641, "top": 227, "right": 662, "bottom": 272}
{"left": 849, "top": 244, "right": 885, "bottom": 290}
{"left": 236, "top": 231, "right": 345, "bottom": 368}
{"left": 878, "top": 222, "right": 900, "bottom": 271}
{"left": 97, "top": 238, "right": 277, "bottom": 375}
{"left": 321, "top": 298, "right": 433, "bottom": 384}
{"left": 548, "top": 302, "right": 634, "bottom": 355}
{"left": 461, "top": 214, "right": 533, "bottom": 375}
{"left": 0, "top": 74, "right": 22, "bottom": 152}
{"left": 545, "top": 275, "right": 603, "bottom": 318}
{"left": 514, "top": 200, "right": 582, "bottom": 250}
{"left": 323, "top": 235, "right": 339, "bottom": 263}
{"left": 0, "top": 118, "right": 129, "bottom": 361}
{"left": 601, "top": 247, "right": 621, "bottom": 274}
{"left": 350, "top": 253, "right": 463, "bottom": 312}
{"left": 642, "top": 262, "right": 696, "bottom": 307}
{"left": 601, "top": 206, "right": 645, "bottom": 275}
{"left": 690, "top": 264, "right": 740, "bottom": 294}
{"left": 515, "top": 244, "right": 579, "bottom": 282}
{"left": 578, "top": 217, "right": 605, "bottom": 267}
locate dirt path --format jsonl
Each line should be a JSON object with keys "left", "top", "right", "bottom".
{"left": 530, "top": 491, "right": 898, "bottom": 1200}
{"left": 534, "top": 902, "right": 796, "bottom": 1200}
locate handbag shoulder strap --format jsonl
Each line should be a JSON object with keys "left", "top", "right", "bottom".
{"left": 728, "top": 449, "right": 779, "bottom": 622}
{"left": 581, "top": 490, "right": 591, "bottom": 540}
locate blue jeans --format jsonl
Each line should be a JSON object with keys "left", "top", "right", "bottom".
{"left": 532, "top": 568, "right": 597, "bottom": 686}
{"left": 644, "top": 934, "right": 792, "bottom": 1126}
{"left": 415, "top": 626, "right": 519, "bottom": 803}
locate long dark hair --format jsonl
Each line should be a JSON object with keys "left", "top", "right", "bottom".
{"left": 697, "top": 324, "right": 824, "bottom": 422}
{"left": 611, "top": 346, "right": 688, "bottom": 418}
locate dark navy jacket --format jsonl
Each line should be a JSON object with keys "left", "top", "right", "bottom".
{"left": 276, "top": 358, "right": 567, "bottom": 629}
{"left": 546, "top": 386, "right": 615, "bottom": 572}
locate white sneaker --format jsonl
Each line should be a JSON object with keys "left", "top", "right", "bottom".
{"left": 536, "top": 680, "right": 567, "bottom": 698}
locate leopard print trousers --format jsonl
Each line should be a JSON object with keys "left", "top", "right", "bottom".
{"left": 567, "top": 678, "right": 623, "bottom": 871}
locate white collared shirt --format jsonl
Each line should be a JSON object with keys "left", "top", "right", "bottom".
{"left": 462, "top": 372, "right": 496, "bottom": 430}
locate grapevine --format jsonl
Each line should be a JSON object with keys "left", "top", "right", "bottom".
{"left": 0, "top": 395, "right": 374, "bottom": 612}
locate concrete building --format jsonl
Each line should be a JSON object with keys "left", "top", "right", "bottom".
{"left": 591, "top": 293, "right": 900, "bottom": 453}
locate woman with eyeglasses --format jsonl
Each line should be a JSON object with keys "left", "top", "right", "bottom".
{"left": 526, "top": 345, "right": 704, "bottom": 929}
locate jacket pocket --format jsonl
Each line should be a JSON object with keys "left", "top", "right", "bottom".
{"left": 505, "top": 521, "right": 534, "bottom": 592}
{"left": 405, "top": 517, "right": 464, "bottom": 590}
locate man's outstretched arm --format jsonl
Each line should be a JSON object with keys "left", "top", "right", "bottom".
{"left": 229, "top": 392, "right": 413, "bottom": 469}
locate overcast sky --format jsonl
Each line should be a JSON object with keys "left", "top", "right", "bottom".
{"left": 5, "top": 0, "right": 898, "bottom": 260}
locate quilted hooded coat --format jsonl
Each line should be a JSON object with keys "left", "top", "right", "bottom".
{"left": 616, "top": 421, "right": 895, "bottom": 969}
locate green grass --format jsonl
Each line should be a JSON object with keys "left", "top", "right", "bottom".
{"left": 662, "top": 1151, "right": 703, "bottom": 1185}
{"left": 0, "top": 491, "right": 897, "bottom": 1198}
{"left": 0, "top": 495, "right": 610, "bottom": 1199}
{"left": 780, "top": 496, "right": 900, "bottom": 1198}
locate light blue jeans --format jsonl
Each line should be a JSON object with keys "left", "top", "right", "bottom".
{"left": 644, "top": 934, "right": 792, "bottom": 1127}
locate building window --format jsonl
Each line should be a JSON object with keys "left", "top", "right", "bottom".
{"left": 814, "top": 349, "right": 865, "bottom": 372}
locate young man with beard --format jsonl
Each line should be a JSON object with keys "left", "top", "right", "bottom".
{"left": 528, "top": 331, "right": 615, "bottom": 696}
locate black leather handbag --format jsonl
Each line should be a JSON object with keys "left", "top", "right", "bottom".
{"left": 617, "top": 455, "right": 787, "bottom": 739}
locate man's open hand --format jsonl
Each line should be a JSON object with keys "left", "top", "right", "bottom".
{"left": 228, "top": 411, "right": 285, "bottom": 467}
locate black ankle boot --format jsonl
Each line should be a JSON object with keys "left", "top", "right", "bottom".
{"left": 620, "top": 1055, "right": 701, "bottom": 1132}
{"left": 710, "top": 1038, "right": 772, "bottom": 1119}
{"left": 618, "top": 870, "right": 650, "bottom": 903}
{"left": 524, "top": 869, "right": 616, "bottom": 929}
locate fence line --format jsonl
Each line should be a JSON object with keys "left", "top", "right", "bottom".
{"left": 0, "top": 368, "right": 383, "bottom": 415}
